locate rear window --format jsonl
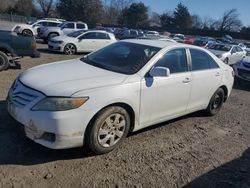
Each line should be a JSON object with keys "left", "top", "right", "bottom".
{"left": 209, "top": 44, "right": 231, "bottom": 52}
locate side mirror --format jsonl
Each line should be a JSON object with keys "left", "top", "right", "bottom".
{"left": 149, "top": 67, "right": 170, "bottom": 77}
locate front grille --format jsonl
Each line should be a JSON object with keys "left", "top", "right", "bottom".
{"left": 8, "top": 80, "right": 38, "bottom": 108}
{"left": 238, "top": 69, "right": 250, "bottom": 79}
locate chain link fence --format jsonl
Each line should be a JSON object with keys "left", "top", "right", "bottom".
{"left": 0, "top": 13, "right": 37, "bottom": 23}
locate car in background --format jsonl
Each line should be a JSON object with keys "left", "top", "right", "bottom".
{"left": 7, "top": 39, "right": 234, "bottom": 154}
{"left": 138, "top": 35, "right": 177, "bottom": 43}
{"left": 146, "top": 31, "right": 159, "bottom": 37}
{"left": 48, "top": 30, "right": 116, "bottom": 54}
{"left": 174, "top": 34, "right": 185, "bottom": 40}
{"left": 233, "top": 49, "right": 250, "bottom": 81}
{"left": 193, "top": 37, "right": 216, "bottom": 47}
{"left": 183, "top": 37, "right": 194, "bottom": 44}
{"left": 39, "top": 22, "right": 88, "bottom": 42}
{"left": 208, "top": 43, "right": 245, "bottom": 65}
{"left": 12, "top": 18, "right": 65, "bottom": 37}
{"left": 222, "top": 35, "right": 234, "bottom": 43}
{"left": 0, "top": 30, "right": 39, "bottom": 71}
{"left": 117, "top": 29, "right": 144, "bottom": 39}
{"left": 173, "top": 37, "right": 184, "bottom": 43}
{"left": 238, "top": 43, "right": 247, "bottom": 50}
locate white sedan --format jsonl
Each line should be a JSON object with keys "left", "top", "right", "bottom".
{"left": 48, "top": 30, "right": 116, "bottom": 54}
{"left": 7, "top": 40, "right": 234, "bottom": 154}
{"left": 208, "top": 43, "right": 245, "bottom": 65}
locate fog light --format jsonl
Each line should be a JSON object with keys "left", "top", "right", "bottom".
{"left": 42, "top": 132, "right": 56, "bottom": 142}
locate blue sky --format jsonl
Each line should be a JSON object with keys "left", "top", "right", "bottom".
{"left": 142, "top": 0, "right": 250, "bottom": 26}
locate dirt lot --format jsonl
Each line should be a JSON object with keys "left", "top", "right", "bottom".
{"left": 0, "top": 42, "right": 250, "bottom": 188}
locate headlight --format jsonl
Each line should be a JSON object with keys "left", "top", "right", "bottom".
{"left": 32, "top": 97, "right": 88, "bottom": 111}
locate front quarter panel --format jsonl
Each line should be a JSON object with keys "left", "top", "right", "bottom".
{"left": 71, "top": 80, "right": 141, "bottom": 132}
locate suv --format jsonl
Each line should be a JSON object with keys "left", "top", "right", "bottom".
{"left": 12, "top": 18, "right": 65, "bottom": 37}
{"left": 39, "top": 22, "right": 88, "bottom": 42}
{"left": 0, "top": 30, "right": 39, "bottom": 71}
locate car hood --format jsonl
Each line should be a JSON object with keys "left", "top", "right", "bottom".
{"left": 19, "top": 59, "right": 128, "bottom": 96}
{"left": 208, "top": 49, "right": 226, "bottom": 56}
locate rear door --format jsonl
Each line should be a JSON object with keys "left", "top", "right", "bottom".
{"left": 62, "top": 23, "right": 75, "bottom": 35}
{"left": 187, "top": 48, "right": 222, "bottom": 111}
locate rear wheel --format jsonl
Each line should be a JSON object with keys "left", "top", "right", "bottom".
{"left": 0, "top": 51, "right": 9, "bottom": 71}
{"left": 64, "top": 43, "right": 77, "bottom": 55}
{"left": 205, "top": 88, "right": 225, "bottom": 116}
{"left": 85, "top": 106, "right": 130, "bottom": 154}
{"left": 22, "top": 29, "right": 33, "bottom": 36}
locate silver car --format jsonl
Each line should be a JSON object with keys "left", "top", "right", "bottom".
{"left": 39, "top": 22, "right": 88, "bottom": 42}
{"left": 208, "top": 44, "right": 245, "bottom": 65}
{"left": 233, "top": 49, "right": 250, "bottom": 81}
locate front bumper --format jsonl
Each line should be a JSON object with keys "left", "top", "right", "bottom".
{"left": 48, "top": 42, "right": 64, "bottom": 52}
{"left": 6, "top": 81, "right": 92, "bottom": 149}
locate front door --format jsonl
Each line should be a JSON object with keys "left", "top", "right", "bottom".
{"left": 140, "top": 48, "right": 192, "bottom": 127}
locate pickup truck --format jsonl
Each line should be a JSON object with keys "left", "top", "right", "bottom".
{"left": 0, "top": 30, "right": 40, "bottom": 71}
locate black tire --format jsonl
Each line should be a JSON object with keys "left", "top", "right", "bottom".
{"left": 22, "top": 29, "right": 33, "bottom": 36}
{"left": 64, "top": 43, "right": 77, "bottom": 55}
{"left": 0, "top": 51, "right": 9, "bottom": 71}
{"left": 48, "top": 33, "right": 59, "bottom": 41}
{"left": 85, "top": 106, "right": 130, "bottom": 154}
{"left": 205, "top": 88, "right": 225, "bottom": 116}
{"left": 224, "top": 57, "right": 229, "bottom": 64}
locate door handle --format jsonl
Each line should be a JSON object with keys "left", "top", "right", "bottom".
{"left": 182, "top": 77, "right": 191, "bottom": 83}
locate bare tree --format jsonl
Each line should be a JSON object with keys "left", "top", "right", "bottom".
{"left": 35, "top": 0, "right": 54, "bottom": 17}
{"left": 218, "top": 9, "right": 242, "bottom": 31}
{"left": 192, "top": 14, "right": 202, "bottom": 29}
{"left": 102, "top": 0, "right": 134, "bottom": 24}
{"left": 0, "top": 0, "right": 17, "bottom": 13}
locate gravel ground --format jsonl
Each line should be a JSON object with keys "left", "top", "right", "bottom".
{"left": 0, "top": 42, "right": 250, "bottom": 188}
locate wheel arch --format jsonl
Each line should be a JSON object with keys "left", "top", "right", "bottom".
{"left": 84, "top": 102, "right": 136, "bottom": 140}
{"left": 220, "top": 85, "right": 228, "bottom": 102}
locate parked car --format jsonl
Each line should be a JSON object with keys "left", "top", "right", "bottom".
{"left": 233, "top": 49, "right": 250, "bottom": 81}
{"left": 118, "top": 29, "right": 144, "bottom": 39}
{"left": 183, "top": 37, "right": 194, "bottom": 44}
{"left": 39, "top": 21, "right": 88, "bottom": 42}
{"left": 0, "top": 30, "right": 39, "bottom": 71}
{"left": 12, "top": 18, "right": 65, "bottom": 36}
{"left": 138, "top": 35, "right": 176, "bottom": 43}
{"left": 174, "top": 34, "right": 185, "bottom": 40}
{"left": 7, "top": 39, "right": 234, "bottom": 154}
{"left": 193, "top": 37, "right": 216, "bottom": 47}
{"left": 208, "top": 43, "right": 245, "bottom": 65}
{"left": 48, "top": 30, "right": 116, "bottom": 54}
{"left": 146, "top": 31, "right": 159, "bottom": 37}
{"left": 173, "top": 37, "right": 184, "bottom": 43}
{"left": 222, "top": 35, "right": 234, "bottom": 43}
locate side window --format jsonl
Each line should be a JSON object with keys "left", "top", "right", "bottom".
{"left": 155, "top": 48, "right": 188, "bottom": 74}
{"left": 96, "top": 33, "right": 110, "bottom": 39}
{"left": 64, "top": 23, "right": 74, "bottom": 29}
{"left": 48, "top": 22, "right": 59, "bottom": 27}
{"left": 77, "top": 23, "right": 86, "bottom": 29}
{"left": 231, "top": 47, "right": 237, "bottom": 53}
{"left": 190, "top": 49, "right": 219, "bottom": 71}
{"left": 80, "top": 32, "right": 96, "bottom": 39}
{"left": 236, "top": 46, "right": 243, "bottom": 52}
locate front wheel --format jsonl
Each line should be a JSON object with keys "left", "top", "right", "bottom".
{"left": 22, "top": 29, "right": 33, "bottom": 36}
{"left": 64, "top": 43, "right": 77, "bottom": 55}
{"left": 205, "top": 88, "right": 225, "bottom": 116}
{"left": 85, "top": 106, "right": 130, "bottom": 154}
{"left": 0, "top": 51, "right": 9, "bottom": 71}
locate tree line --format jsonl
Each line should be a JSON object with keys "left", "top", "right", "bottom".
{"left": 0, "top": 0, "right": 250, "bottom": 33}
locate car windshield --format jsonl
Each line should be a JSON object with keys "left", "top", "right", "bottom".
{"left": 209, "top": 44, "right": 231, "bottom": 52}
{"left": 67, "top": 30, "right": 86, "bottom": 38}
{"left": 80, "top": 42, "right": 160, "bottom": 75}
